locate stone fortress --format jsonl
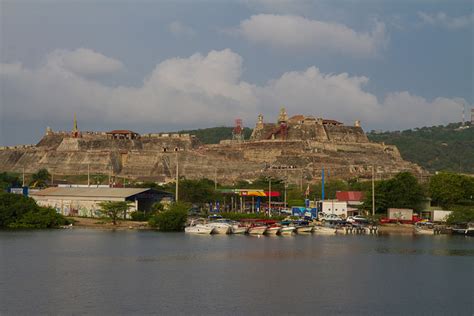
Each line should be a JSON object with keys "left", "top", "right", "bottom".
{"left": 0, "top": 108, "right": 425, "bottom": 185}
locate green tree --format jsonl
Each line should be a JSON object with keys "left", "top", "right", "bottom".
{"left": 446, "top": 206, "right": 474, "bottom": 225}
{"left": 0, "top": 192, "right": 68, "bottom": 229}
{"left": 429, "top": 173, "right": 474, "bottom": 208}
{"left": 148, "top": 202, "right": 189, "bottom": 231}
{"left": 98, "top": 201, "right": 132, "bottom": 225}
{"left": 0, "top": 172, "right": 21, "bottom": 190}
{"left": 363, "top": 172, "right": 425, "bottom": 212}
{"left": 30, "top": 169, "right": 51, "bottom": 188}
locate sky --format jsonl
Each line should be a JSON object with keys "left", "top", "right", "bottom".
{"left": 0, "top": 0, "right": 473, "bottom": 145}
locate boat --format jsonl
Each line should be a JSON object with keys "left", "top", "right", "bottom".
{"left": 312, "top": 225, "right": 336, "bottom": 235}
{"left": 294, "top": 220, "right": 313, "bottom": 233}
{"left": 451, "top": 222, "right": 474, "bottom": 236}
{"left": 248, "top": 225, "right": 267, "bottom": 235}
{"left": 185, "top": 220, "right": 215, "bottom": 234}
{"left": 265, "top": 225, "right": 281, "bottom": 235}
{"left": 206, "top": 217, "right": 232, "bottom": 234}
{"left": 279, "top": 226, "right": 296, "bottom": 235}
{"left": 232, "top": 226, "right": 248, "bottom": 234}
{"left": 206, "top": 222, "right": 231, "bottom": 234}
{"left": 414, "top": 221, "right": 435, "bottom": 235}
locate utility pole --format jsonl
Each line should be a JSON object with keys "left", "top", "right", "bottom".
{"left": 175, "top": 150, "right": 179, "bottom": 202}
{"left": 214, "top": 167, "right": 217, "bottom": 190}
{"left": 87, "top": 163, "right": 90, "bottom": 187}
{"left": 268, "top": 178, "right": 272, "bottom": 217}
{"left": 372, "top": 165, "right": 375, "bottom": 216}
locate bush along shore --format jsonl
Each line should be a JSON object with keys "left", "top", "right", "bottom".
{"left": 0, "top": 192, "right": 70, "bottom": 229}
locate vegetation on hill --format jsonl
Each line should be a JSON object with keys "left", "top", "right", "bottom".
{"left": 0, "top": 192, "right": 69, "bottom": 229}
{"left": 176, "top": 126, "right": 252, "bottom": 144}
{"left": 367, "top": 122, "right": 474, "bottom": 173}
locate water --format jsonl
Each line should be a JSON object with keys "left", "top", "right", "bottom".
{"left": 0, "top": 230, "right": 472, "bottom": 315}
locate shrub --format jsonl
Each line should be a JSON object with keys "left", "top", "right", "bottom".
{"left": 0, "top": 192, "right": 69, "bottom": 229}
{"left": 148, "top": 202, "right": 189, "bottom": 231}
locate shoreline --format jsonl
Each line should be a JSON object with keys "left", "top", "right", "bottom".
{"left": 66, "top": 217, "right": 151, "bottom": 230}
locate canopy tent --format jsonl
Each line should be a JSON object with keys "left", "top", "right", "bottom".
{"left": 218, "top": 189, "right": 280, "bottom": 197}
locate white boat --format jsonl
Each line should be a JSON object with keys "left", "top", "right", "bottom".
{"left": 265, "top": 226, "right": 281, "bottom": 235}
{"left": 248, "top": 225, "right": 267, "bottom": 235}
{"left": 185, "top": 224, "right": 214, "bottom": 234}
{"left": 313, "top": 226, "right": 336, "bottom": 235}
{"left": 296, "top": 226, "right": 313, "bottom": 233}
{"left": 451, "top": 222, "right": 474, "bottom": 236}
{"left": 206, "top": 222, "right": 231, "bottom": 234}
{"left": 280, "top": 226, "right": 296, "bottom": 235}
{"left": 414, "top": 222, "right": 434, "bottom": 235}
{"left": 232, "top": 226, "right": 248, "bottom": 234}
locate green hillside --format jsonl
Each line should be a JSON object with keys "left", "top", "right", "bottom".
{"left": 367, "top": 122, "right": 474, "bottom": 174}
{"left": 177, "top": 126, "right": 252, "bottom": 144}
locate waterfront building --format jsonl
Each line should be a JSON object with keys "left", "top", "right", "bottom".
{"left": 30, "top": 187, "right": 173, "bottom": 217}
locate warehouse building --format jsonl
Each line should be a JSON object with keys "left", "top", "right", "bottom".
{"left": 30, "top": 187, "right": 173, "bottom": 217}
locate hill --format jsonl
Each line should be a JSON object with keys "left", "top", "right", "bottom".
{"left": 367, "top": 122, "right": 473, "bottom": 174}
{"left": 177, "top": 123, "right": 473, "bottom": 174}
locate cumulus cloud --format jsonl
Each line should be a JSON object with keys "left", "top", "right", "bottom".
{"left": 168, "top": 21, "right": 196, "bottom": 38}
{"left": 418, "top": 12, "right": 474, "bottom": 30}
{"left": 0, "top": 48, "right": 466, "bottom": 132}
{"left": 45, "top": 48, "right": 124, "bottom": 76}
{"left": 237, "top": 14, "right": 387, "bottom": 57}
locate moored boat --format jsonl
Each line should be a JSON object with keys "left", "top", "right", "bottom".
{"left": 414, "top": 221, "right": 435, "bottom": 235}
{"left": 185, "top": 224, "right": 215, "bottom": 234}
{"left": 313, "top": 226, "right": 336, "bottom": 235}
{"left": 451, "top": 222, "right": 474, "bottom": 236}
{"left": 279, "top": 226, "right": 296, "bottom": 235}
{"left": 232, "top": 226, "right": 248, "bottom": 234}
{"left": 265, "top": 225, "right": 281, "bottom": 235}
{"left": 248, "top": 225, "right": 267, "bottom": 235}
{"left": 185, "top": 220, "right": 215, "bottom": 234}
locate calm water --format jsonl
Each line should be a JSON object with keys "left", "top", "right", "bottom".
{"left": 0, "top": 230, "right": 472, "bottom": 315}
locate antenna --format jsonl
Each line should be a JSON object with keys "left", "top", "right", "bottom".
{"left": 232, "top": 118, "right": 244, "bottom": 142}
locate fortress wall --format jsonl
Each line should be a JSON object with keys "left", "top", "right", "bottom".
{"left": 324, "top": 125, "right": 368, "bottom": 143}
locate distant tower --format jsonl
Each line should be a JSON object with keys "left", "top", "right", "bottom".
{"left": 354, "top": 120, "right": 361, "bottom": 127}
{"left": 232, "top": 118, "right": 244, "bottom": 142}
{"left": 71, "top": 113, "right": 81, "bottom": 138}
{"left": 278, "top": 107, "right": 288, "bottom": 124}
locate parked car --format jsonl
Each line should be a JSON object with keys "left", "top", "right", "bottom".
{"left": 346, "top": 215, "right": 368, "bottom": 224}
{"left": 319, "top": 213, "right": 344, "bottom": 222}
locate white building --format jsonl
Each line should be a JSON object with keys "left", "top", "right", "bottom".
{"left": 30, "top": 187, "right": 173, "bottom": 217}
{"left": 320, "top": 200, "right": 348, "bottom": 217}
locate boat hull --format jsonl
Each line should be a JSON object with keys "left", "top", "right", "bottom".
{"left": 232, "top": 227, "right": 248, "bottom": 234}
{"left": 296, "top": 226, "right": 313, "bottom": 233}
{"left": 185, "top": 225, "right": 214, "bottom": 234}
{"left": 265, "top": 227, "right": 280, "bottom": 235}
{"left": 313, "top": 227, "right": 336, "bottom": 235}
{"left": 248, "top": 226, "right": 267, "bottom": 235}
{"left": 280, "top": 227, "right": 296, "bottom": 235}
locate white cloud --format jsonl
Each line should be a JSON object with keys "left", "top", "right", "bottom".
{"left": 237, "top": 14, "right": 387, "bottom": 57}
{"left": 168, "top": 21, "right": 196, "bottom": 38}
{"left": 0, "top": 48, "right": 467, "bottom": 131}
{"left": 418, "top": 12, "right": 474, "bottom": 30}
{"left": 45, "top": 48, "right": 124, "bottom": 76}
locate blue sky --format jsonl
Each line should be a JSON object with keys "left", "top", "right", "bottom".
{"left": 1, "top": 0, "right": 473, "bottom": 145}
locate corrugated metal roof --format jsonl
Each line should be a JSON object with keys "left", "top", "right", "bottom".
{"left": 336, "top": 191, "right": 364, "bottom": 202}
{"left": 30, "top": 187, "right": 151, "bottom": 198}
